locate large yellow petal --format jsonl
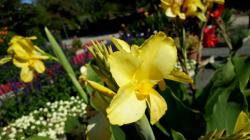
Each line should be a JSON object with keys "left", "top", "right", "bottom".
{"left": 165, "top": 68, "right": 193, "bottom": 83}
{"left": 106, "top": 83, "right": 147, "bottom": 125}
{"left": 147, "top": 89, "right": 167, "bottom": 124}
{"left": 108, "top": 51, "right": 140, "bottom": 87}
{"left": 32, "top": 60, "right": 45, "bottom": 73}
{"left": 20, "top": 66, "right": 33, "bottom": 82}
{"left": 136, "top": 32, "right": 177, "bottom": 81}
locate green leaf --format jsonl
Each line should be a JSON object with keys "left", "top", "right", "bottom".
{"left": 25, "top": 136, "right": 53, "bottom": 140}
{"left": 233, "top": 56, "right": 250, "bottom": 92}
{"left": 86, "top": 112, "right": 112, "bottom": 140}
{"left": 64, "top": 116, "right": 85, "bottom": 139}
{"left": 86, "top": 64, "right": 103, "bottom": 83}
{"left": 162, "top": 87, "right": 205, "bottom": 139}
{"left": 64, "top": 116, "right": 81, "bottom": 133}
{"left": 195, "top": 58, "right": 236, "bottom": 110}
{"left": 171, "top": 129, "right": 186, "bottom": 140}
{"left": 134, "top": 115, "right": 156, "bottom": 140}
{"left": 86, "top": 64, "right": 103, "bottom": 94}
{"left": 44, "top": 27, "right": 88, "bottom": 103}
{"left": 205, "top": 90, "right": 241, "bottom": 135}
{"left": 110, "top": 125, "right": 126, "bottom": 140}
{"left": 212, "top": 58, "right": 235, "bottom": 87}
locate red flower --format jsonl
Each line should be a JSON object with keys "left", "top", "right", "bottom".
{"left": 203, "top": 25, "right": 219, "bottom": 48}
{"left": 210, "top": 5, "right": 224, "bottom": 19}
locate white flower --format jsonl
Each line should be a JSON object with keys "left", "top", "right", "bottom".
{"left": 33, "top": 110, "right": 38, "bottom": 114}
{"left": 38, "top": 132, "right": 47, "bottom": 137}
{"left": 9, "top": 133, "right": 15, "bottom": 138}
{"left": 43, "top": 108, "right": 48, "bottom": 112}
{"left": 31, "top": 126, "right": 35, "bottom": 130}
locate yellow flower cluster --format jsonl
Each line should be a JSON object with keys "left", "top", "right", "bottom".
{"left": 161, "top": 0, "right": 224, "bottom": 21}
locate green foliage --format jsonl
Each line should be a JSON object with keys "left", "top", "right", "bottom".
{"left": 161, "top": 83, "right": 205, "bottom": 139}
{"left": 232, "top": 56, "right": 250, "bottom": 92}
{"left": 110, "top": 125, "right": 126, "bottom": 140}
{"left": 64, "top": 116, "right": 86, "bottom": 139}
{"left": 205, "top": 88, "right": 241, "bottom": 134}
{"left": 171, "top": 129, "right": 187, "bottom": 140}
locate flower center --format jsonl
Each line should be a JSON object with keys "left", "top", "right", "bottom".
{"left": 135, "top": 81, "right": 153, "bottom": 99}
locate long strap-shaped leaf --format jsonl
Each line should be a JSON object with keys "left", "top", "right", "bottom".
{"left": 45, "top": 27, "right": 88, "bottom": 104}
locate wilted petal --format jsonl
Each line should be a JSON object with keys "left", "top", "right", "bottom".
{"left": 136, "top": 32, "right": 177, "bottom": 81}
{"left": 108, "top": 51, "right": 140, "bottom": 87}
{"left": 147, "top": 89, "right": 167, "bottom": 124}
{"left": 20, "top": 66, "right": 33, "bottom": 82}
{"left": 107, "top": 83, "right": 147, "bottom": 125}
{"left": 33, "top": 60, "right": 45, "bottom": 73}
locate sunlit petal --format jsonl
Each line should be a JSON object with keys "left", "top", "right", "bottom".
{"left": 20, "top": 66, "right": 33, "bottom": 82}
{"left": 32, "top": 60, "right": 45, "bottom": 73}
{"left": 107, "top": 83, "right": 147, "bottom": 125}
{"left": 136, "top": 32, "right": 177, "bottom": 81}
{"left": 147, "top": 89, "right": 167, "bottom": 124}
{"left": 108, "top": 51, "right": 140, "bottom": 87}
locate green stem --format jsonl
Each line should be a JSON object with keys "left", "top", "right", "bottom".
{"left": 180, "top": 26, "right": 188, "bottom": 74}
{"left": 134, "top": 115, "right": 156, "bottom": 140}
{"left": 44, "top": 27, "right": 89, "bottom": 104}
{"left": 216, "top": 18, "right": 233, "bottom": 50}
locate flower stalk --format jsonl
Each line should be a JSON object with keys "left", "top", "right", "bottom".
{"left": 45, "top": 27, "right": 89, "bottom": 104}
{"left": 134, "top": 115, "right": 156, "bottom": 140}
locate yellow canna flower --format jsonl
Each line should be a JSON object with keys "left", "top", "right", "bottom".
{"left": 161, "top": 0, "right": 207, "bottom": 21}
{"left": 183, "top": 0, "right": 207, "bottom": 21}
{"left": 8, "top": 35, "right": 48, "bottom": 82}
{"left": 106, "top": 32, "right": 193, "bottom": 125}
{"left": 160, "top": 0, "right": 186, "bottom": 20}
